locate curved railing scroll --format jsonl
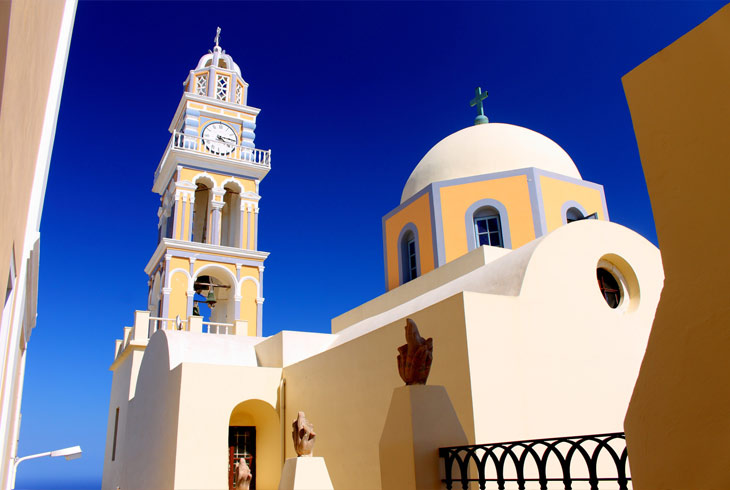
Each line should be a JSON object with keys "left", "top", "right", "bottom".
{"left": 439, "top": 432, "right": 630, "bottom": 490}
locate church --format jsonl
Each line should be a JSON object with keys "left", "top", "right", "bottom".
{"left": 101, "top": 34, "right": 664, "bottom": 490}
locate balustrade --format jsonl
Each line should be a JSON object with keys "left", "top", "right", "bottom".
{"left": 171, "top": 131, "right": 271, "bottom": 166}
{"left": 440, "top": 432, "right": 630, "bottom": 490}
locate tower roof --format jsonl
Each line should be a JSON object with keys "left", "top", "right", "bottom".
{"left": 400, "top": 123, "right": 582, "bottom": 204}
{"left": 195, "top": 45, "right": 242, "bottom": 77}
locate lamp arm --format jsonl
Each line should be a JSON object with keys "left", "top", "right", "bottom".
{"left": 14, "top": 451, "right": 51, "bottom": 469}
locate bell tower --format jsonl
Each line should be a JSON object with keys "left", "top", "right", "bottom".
{"left": 144, "top": 30, "right": 270, "bottom": 336}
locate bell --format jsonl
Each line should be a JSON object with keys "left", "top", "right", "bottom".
{"left": 206, "top": 289, "right": 217, "bottom": 308}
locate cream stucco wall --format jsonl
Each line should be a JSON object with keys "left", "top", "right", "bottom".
{"left": 105, "top": 220, "right": 663, "bottom": 490}
{"left": 283, "top": 294, "right": 475, "bottom": 490}
{"left": 0, "top": 2, "right": 76, "bottom": 489}
{"left": 622, "top": 4, "right": 730, "bottom": 489}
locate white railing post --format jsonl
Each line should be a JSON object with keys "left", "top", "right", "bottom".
{"left": 188, "top": 316, "right": 203, "bottom": 334}
{"left": 134, "top": 310, "right": 150, "bottom": 341}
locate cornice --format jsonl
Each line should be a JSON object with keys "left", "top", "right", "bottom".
{"left": 144, "top": 239, "right": 270, "bottom": 275}
{"left": 153, "top": 147, "right": 270, "bottom": 195}
{"left": 110, "top": 341, "right": 148, "bottom": 371}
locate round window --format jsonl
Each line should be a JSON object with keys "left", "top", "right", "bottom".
{"left": 597, "top": 267, "right": 621, "bottom": 309}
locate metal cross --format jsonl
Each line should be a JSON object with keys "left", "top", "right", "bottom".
{"left": 470, "top": 87, "right": 488, "bottom": 116}
{"left": 214, "top": 27, "right": 221, "bottom": 48}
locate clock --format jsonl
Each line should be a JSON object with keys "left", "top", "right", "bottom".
{"left": 202, "top": 122, "right": 237, "bottom": 155}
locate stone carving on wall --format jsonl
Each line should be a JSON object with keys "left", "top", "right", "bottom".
{"left": 235, "top": 457, "right": 252, "bottom": 490}
{"left": 397, "top": 318, "right": 433, "bottom": 385}
{"left": 292, "top": 411, "right": 316, "bottom": 457}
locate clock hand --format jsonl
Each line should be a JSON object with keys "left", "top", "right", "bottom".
{"left": 216, "top": 135, "right": 236, "bottom": 144}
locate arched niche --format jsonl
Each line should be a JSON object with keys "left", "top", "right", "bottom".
{"left": 228, "top": 399, "right": 280, "bottom": 490}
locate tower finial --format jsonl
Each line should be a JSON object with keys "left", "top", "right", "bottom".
{"left": 470, "top": 86, "right": 489, "bottom": 125}
{"left": 214, "top": 27, "right": 221, "bottom": 48}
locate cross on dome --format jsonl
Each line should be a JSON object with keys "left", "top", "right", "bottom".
{"left": 470, "top": 86, "right": 489, "bottom": 125}
{"left": 214, "top": 27, "right": 221, "bottom": 48}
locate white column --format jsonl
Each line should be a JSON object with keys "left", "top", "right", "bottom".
{"left": 162, "top": 254, "right": 172, "bottom": 318}
{"left": 173, "top": 191, "right": 182, "bottom": 240}
{"left": 187, "top": 194, "right": 195, "bottom": 241}
{"left": 210, "top": 201, "right": 224, "bottom": 246}
{"left": 239, "top": 201, "right": 247, "bottom": 249}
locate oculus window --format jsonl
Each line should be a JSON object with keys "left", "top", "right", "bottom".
{"left": 597, "top": 267, "right": 621, "bottom": 308}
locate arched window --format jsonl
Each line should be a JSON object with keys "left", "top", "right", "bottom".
{"left": 400, "top": 230, "right": 418, "bottom": 284}
{"left": 221, "top": 183, "right": 241, "bottom": 247}
{"left": 566, "top": 207, "right": 585, "bottom": 223}
{"left": 473, "top": 207, "right": 503, "bottom": 248}
{"left": 192, "top": 182, "right": 211, "bottom": 243}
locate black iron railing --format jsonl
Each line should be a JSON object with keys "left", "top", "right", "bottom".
{"left": 439, "top": 432, "right": 630, "bottom": 490}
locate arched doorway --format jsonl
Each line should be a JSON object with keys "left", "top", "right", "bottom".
{"left": 228, "top": 399, "right": 280, "bottom": 490}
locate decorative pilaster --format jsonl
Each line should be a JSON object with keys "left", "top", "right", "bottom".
{"left": 254, "top": 206, "right": 260, "bottom": 250}
{"left": 179, "top": 193, "right": 187, "bottom": 240}
{"left": 162, "top": 253, "right": 172, "bottom": 318}
{"left": 234, "top": 295, "right": 241, "bottom": 321}
{"left": 256, "top": 297, "right": 264, "bottom": 337}
{"left": 186, "top": 290, "right": 195, "bottom": 317}
{"left": 161, "top": 287, "right": 172, "bottom": 318}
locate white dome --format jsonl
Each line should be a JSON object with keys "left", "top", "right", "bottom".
{"left": 195, "top": 46, "right": 242, "bottom": 77}
{"left": 401, "top": 123, "right": 581, "bottom": 203}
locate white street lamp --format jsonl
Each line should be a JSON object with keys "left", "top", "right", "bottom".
{"left": 11, "top": 445, "right": 82, "bottom": 489}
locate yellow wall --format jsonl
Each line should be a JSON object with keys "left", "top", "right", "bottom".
{"left": 384, "top": 192, "right": 434, "bottom": 291}
{"left": 539, "top": 176, "right": 605, "bottom": 232}
{"left": 622, "top": 5, "right": 730, "bottom": 489}
{"left": 240, "top": 277, "right": 259, "bottom": 336}
{"left": 440, "top": 175, "right": 534, "bottom": 261}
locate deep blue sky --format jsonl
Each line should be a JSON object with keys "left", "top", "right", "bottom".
{"left": 14, "top": 1, "right": 725, "bottom": 488}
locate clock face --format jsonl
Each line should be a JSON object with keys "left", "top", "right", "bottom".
{"left": 202, "top": 122, "right": 237, "bottom": 155}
